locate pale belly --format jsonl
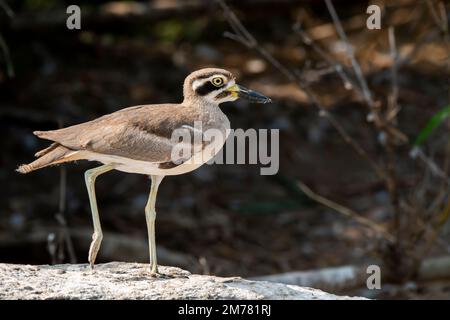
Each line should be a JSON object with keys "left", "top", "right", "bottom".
{"left": 80, "top": 128, "right": 230, "bottom": 176}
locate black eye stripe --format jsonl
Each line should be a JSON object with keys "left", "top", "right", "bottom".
{"left": 195, "top": 81, "right": 224, "bottom": 96}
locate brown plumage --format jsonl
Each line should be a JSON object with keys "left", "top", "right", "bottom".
{"left": 17, "top": 103, "right": 211, "bottom": 173}
{"left": 17, "top": 144, "right": 76, "bottom": 173}
{"left": 17, "top": 68, "right": 239, "bottom": 176}
{"left": 16, "top": 68, "right": 271, "bottom": 273}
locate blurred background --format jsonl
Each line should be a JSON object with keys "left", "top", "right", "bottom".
{"left": 0, "top": 0, "right": 449, "bottom": 299}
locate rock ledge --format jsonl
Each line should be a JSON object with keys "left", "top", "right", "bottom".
{"left": 0, "top": 262, "right": 365, "bottom": 300}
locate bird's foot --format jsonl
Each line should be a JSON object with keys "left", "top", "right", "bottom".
{"left": 139, "top": 265, "right": 180, "bottom": 279}
{"left": 149, "top": 272, "right": 179, "bottom": 279}
{"left": 149, "top": 266, "right": 167, "bottom": 278}
{"left": 137, "top": 269, "right": 168, "bottom": 279}
{"left": 150, "top": 271, "right": 163, "bottom": 278}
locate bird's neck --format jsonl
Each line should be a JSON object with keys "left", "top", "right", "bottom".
{"left": 182, "top": 97, "right": 220, "bottom": 111}
{"left": 182, "top": 97, "right": 228, "bottom": 130}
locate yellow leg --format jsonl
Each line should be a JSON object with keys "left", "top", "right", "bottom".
{"left": 84, "top": 164, "right": 115, "bottom": 268}
{"left": 145, "top": 175, "right": 164, "bottom": 275}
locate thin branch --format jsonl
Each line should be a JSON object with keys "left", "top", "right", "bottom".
{"left": 423, "top": 0, "right": 450, "bottom": 218}
{"left": 387, "top": 27, "right": 400, "bottom": 123}
{"left": 324, "top": 0, "right": 375, "bottom": 109}
{"left": 426, "top": 0, "right": 447, "bottom": 33}
{"left": 439, "top": 0, "right": 450, "bottom": 194}
{"left": 0, "top": 1, "right": 14, "bottom": 77}
{"left": 0, "top": 32, "right": 14, "bottom": 77}
{"left": 293, "top": 14, "right": 407, "bottom": 148}
{"left": 323, "top": 2, "right": 404, "bottom": 185}
{"left": 386, "top": 27, "right": 401, "bottom": 242}
{"left": 293, "top": 14, "right": 354, "bottom": 91}
{"left": 417, "top": 193, "right": 450, "bottom": 265}
{"left": 410, "top": 147, "right": 450, "bottom": 186}
{"left": 54, "top": 119, "right": 77, "bottom": 264}
{"left": 0, "top": 0, "right": 14, "bottom": 18}
{"left": 408, "top": 1, "right": 450, "bottom": 186}
{"left": 55, "top": 166, "right": 77, "bottom": 264}
{"left": 428, "top": 187, "right": 449, "bottom": 214}
{"left": 218, "top": 0, "right": 295, "bottom": 82}
{"left": 216, "top": 0, "right": 257, "bottom": 48}
{"left": 317, "top": 108, "right": 388, "bottom": 181}
{"left": 297, "top": 181, "right": 394, "bottom": 243}
{"left": 216, "top": 0, "right": 387, "bottom": 181}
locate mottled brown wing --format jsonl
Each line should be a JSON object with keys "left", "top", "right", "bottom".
{"left": 34, "top": 104, "right": 203, "bottom": 162}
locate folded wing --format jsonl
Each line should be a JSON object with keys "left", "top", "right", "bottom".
{"left": 34, "top": 104, "right": 203, "bottom": 163}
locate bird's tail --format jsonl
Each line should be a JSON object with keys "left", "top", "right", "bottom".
{"left": 17, "top": 144, "right": 78, "bottom": 174}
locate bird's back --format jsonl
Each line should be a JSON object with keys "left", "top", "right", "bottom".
{"left": 18, "top": 102, "right": 228, "bottom": 174}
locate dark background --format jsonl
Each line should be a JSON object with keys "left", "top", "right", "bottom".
{"left": 0, "top": 0, "right": 449, "bottom": 299}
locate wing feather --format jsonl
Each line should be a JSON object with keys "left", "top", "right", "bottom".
{"left": 34, "top": 104, "right": 203, "bottom": 162}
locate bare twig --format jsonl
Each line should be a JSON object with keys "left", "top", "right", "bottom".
{"left": 438, "top": 0, "right": 450, "bottom": 191}
{"left": 415, "top": 192, "right": 450, "bottom": 266}
{"left": 323, "top": 1, "right": 411, "bottom": 199}
{"left": 218, "top": 0, "right": 294, "bottom": 83}
{"left": 217, "top": 0, "right": 448, "bottom": 276}
{"left": 55, "top": 165, "right": 77, "bottom": 264}
{"left": 410, "top": 147, "right": 450, "bottom": 185}
{"left": 0, "top": 32, "right": 14, "bottom": 77}
{"left": 0, "top": 0, "right": 14, "bottom": 78}
{"left": 398, "top": 28, "right": 440, "bottom": 67}
{"left": 294, "top": 13, "right": 407, "bottom": 146}
{"left": 317, "top": 108, "right": 387, "bottom": 181}
{"left": 386, "top": 27, "right": 401, "bottom": 241}
{"left": 422, "top": 1, "right": 450, "bottom": 256}
{"left": 299, "top": 2, "right": 404, "bottom": 192}
{"left": 387, "top": 27, "right": 400, "bottom": 123}
{"left": 324, "top": 0, "right": 375, "bottom": 109}
{"left": 216, "top": 0, "right": 387, "bottom": 181}
{"left": 53, "top": 119, "right": 77, "bottom": 264}
{"left": 293, "top": 14, "right": 354, "bottom": 90}
{"left": 426, "top": 0, "right": 448, "bottom": 34}
{"left": 218, "top": 3, "right": 450, "bottom": 260}
{"left": 297, "top": 181, "right": 394, "bottom": 243}
{"left": 0, "top": 0, "right": 14, "bottom": 18}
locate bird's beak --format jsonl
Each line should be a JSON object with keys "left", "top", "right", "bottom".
{"left": 227, "top": 84, "right": 272, "bottom": 104}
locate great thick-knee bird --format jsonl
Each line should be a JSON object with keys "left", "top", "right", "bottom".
{"left": 17, "top": 68, "right": 271, "bottom": 274}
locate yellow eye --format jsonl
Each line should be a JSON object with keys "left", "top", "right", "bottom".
{"left": 211, "top": 77, "right": 224, "bottom": 87}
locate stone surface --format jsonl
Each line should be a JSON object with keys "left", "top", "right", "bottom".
{"left": 0, "top": 262, "right": 366, "bottom": 300}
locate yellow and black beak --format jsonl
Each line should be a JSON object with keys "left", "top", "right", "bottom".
{"left": 227, "top": 84, "right": 271, "bottom": 104}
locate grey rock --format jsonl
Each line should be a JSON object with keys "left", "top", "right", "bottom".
{"left": 0, "top": 262, "right": 365, "bottom": 300}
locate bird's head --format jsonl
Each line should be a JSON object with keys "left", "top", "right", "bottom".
{"left": 183, "top": 68, "right": 271, "bottom": 105}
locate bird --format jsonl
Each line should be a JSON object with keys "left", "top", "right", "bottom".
{"left": 17, "top": 68, "right": 271, "bottom": 275}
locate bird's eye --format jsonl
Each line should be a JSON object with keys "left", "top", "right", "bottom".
{"left": 211, "top": 77, "right": 224, "bottom": 87}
